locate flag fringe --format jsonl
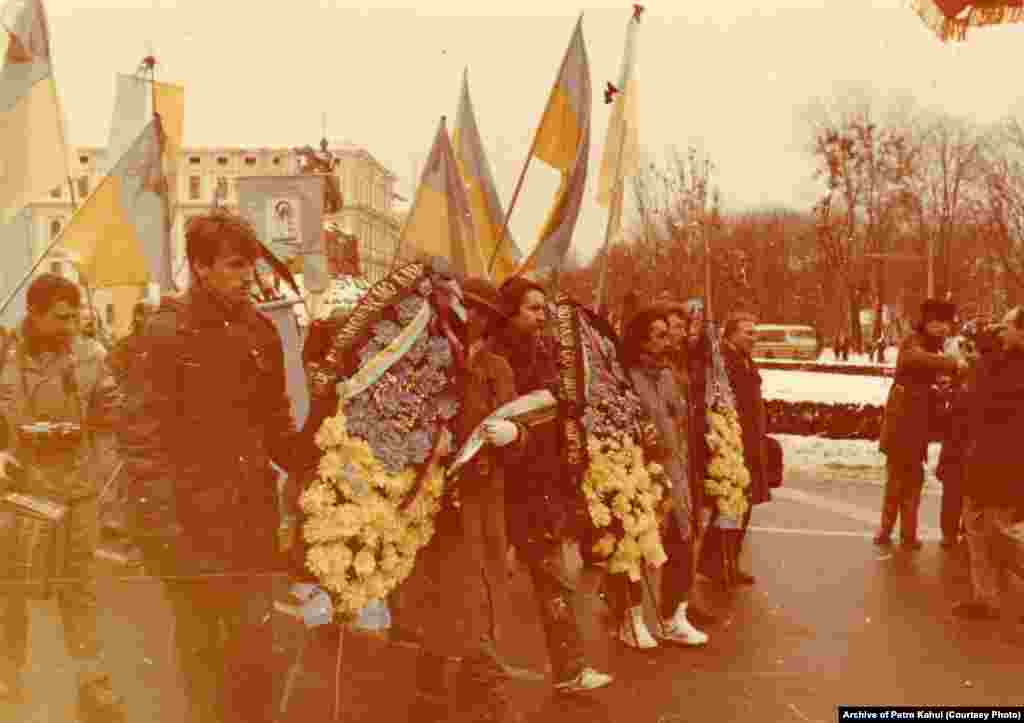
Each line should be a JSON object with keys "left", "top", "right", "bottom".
{"left": 908, "top": 0, "right": 1024, "bottom": 41}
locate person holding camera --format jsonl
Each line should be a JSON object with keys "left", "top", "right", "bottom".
{"left": 952, "top": 306, "right": 1024, "bottom": 621}
{"left": 0, "top": 274, "right": 125, "bottom": 718}
{"left": 876, "top": 299, "right": 966, "bottom": 550}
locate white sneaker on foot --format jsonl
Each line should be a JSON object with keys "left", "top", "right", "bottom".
{"left": 554, "top": 667, "right": 614, "bottom": 694}
{"left": 657, "top": 603, "right": 709, "bottom": 647}
{"left": 618, "top": 606, "right": 658, "bottom": 650}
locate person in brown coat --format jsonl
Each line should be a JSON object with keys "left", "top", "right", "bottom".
{"left": 409, "top": 277, "right": 530, "bottom": 723}
{"left": 952, "top": 307, "right": 1024, "bottom": 620}
{"left": 876, "top": 299, "right": 966, "bottom": 549}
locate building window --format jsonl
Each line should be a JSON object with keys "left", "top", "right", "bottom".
{"left": 106, "top": 303, "right": 115, "bottom": 326}
{"left": 217, "top": 156, "right": 228, "bottom": 166}
{"left": 79, "top": 155, "right": 89, "bottom": 165}
{"left": 216, "top": 176, "right": 229, "bottom": 199}
{"left": 50, "top": 261, "right": 62, "bottom": 274}
{"left": 50, "top": 185, "right": 62, "bottom": 199}
{"left": 245, "top": 157, "right": 256, "bottom": 167}
{"left": 50, "top": 219, "right": 63, "bottom": 239}
{"left": 189, "top": 176, "right": 201, "bottom": 200}
{"left": 77, "top": 176, "right": 89, "bottom": 198}
{"left": 272, "top": 157, "right": 281, "bottom": 166}
{"left": 189, "top": 156, "right": 201, "bottom": 165}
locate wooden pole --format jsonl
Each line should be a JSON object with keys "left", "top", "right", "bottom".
{"left": 489, "top": 14, "right": 581, "bottom": 275}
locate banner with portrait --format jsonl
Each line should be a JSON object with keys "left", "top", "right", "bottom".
{"left": 237, "top": 175, "right": 328, "bottom": 293}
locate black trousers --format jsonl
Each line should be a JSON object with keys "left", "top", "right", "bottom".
{"left": 940, "top": 475, "right": 965, "bottom": 541}
{"left": 164, "top": 576, "right": 277, "bottom": 723}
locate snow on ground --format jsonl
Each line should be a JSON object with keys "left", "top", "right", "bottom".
{"left": 774, "top": 434, "right": 942, "bottom": 490}
{"left": 762, "top": 366, "right": 943, "bottom": 489}
{"left": 761, "top": 369, "right": 892, "bottom": 406}
{"left": 755, "top": 347, "right": 898, "bottom": 367}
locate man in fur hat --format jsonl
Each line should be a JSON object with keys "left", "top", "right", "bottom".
{"left": 876, "top": 298, "right": 967, "bottom": 549}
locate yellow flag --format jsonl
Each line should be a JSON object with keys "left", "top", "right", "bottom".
{"left": 517, "top": 16, "right": 591, "bottom": 276}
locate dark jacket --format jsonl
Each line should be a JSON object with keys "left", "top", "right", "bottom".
{"left": 118, "top": 286, "right": 298, "bottom": 573}
{"left": 879, "top": 332, "right": 959, "bottom": 463}
{"left": 964, "top": 350, "right": 1024, "bottom": 507}
{"left": 491, "top": 325, "right": 583, "bottom": 556}
{"left": 721, "top": 341, "right": 771, "bottom": 506}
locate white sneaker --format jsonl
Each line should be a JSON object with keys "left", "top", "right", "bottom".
{"left": 555, "top": 667, "right": 614, "bottom": 694}
{"left": 618, "top": 605, "right": 659, "bottom": 650}
{"left": 658, "top": 603, "right": 708, "bottom": 647}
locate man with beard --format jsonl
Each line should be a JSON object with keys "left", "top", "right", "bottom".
{"left": 118, "top": 210, "right": 301, "bottom": 722}
{"left": 877, "top": 299, "right": 966, "bottom": 550}
{"left": 0, "top": 274, "right": 125, "bottom": 719}
{"left": 493, "top": 277, "right": 613, "bottom": 694}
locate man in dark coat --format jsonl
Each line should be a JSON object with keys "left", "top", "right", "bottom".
{"left": 492, "top": 277, "right": 612, "bottom": 695}
{"left": 118, "top": 210, "right": 300, "bottom": 723}
{"left": 719, "top": 311, "right": 771, "bottom": 584}
{"left": 876, "top": 299, "right": 966, "bottom": 550}
{"left": 952, "top": 306, "right": 1024, "bottom": 620}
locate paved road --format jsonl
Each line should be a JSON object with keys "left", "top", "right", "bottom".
{"left": 3, "top": 469, "right": 1022, "bottom": 722}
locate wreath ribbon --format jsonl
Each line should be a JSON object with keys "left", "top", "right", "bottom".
{"left": 335, "top": 301, "right": 433, "bottom": 401}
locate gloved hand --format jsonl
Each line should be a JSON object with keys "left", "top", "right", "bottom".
{"left": 482, "top": 420, "right": 519, "bottom": 448}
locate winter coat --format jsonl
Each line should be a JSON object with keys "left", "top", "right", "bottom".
{"left": 627, "top": 354, "right": 691, "bottom": 540}
{"left": 963, "top": 350, "right": 1024, "bottom": 508}
{"left": 117, "top": 286, "right": 298, "bottom": 574}
{"left": 879, "top": 332, "right": 959, "bottom": 464}
{"left": 721, "top": 341, "right": 771, "bottom": 506}
{"left": 491, "top": 325, "right": 585, "bottom": 557}
{"left": 0, "top": 326, "right": 122, "bottom": 502}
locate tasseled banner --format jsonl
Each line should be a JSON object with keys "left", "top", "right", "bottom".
{"left": 908, "top": 0, "right": 1024, "bottom": 42}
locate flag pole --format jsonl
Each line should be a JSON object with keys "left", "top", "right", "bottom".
{"left": 593, "top": 122, "right": 629, "bottom": 314}
{"left": 489, "top": 14, "right": 582, "bottom": 275}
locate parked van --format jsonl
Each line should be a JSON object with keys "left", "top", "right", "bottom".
{"left": 753, "top": 324, "right": 818, "bottom": 360}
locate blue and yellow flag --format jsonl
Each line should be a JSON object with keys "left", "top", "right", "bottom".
{"left": 59, "top": 117, "right": 173, "bottom": 289}
{"left": 0, "top": 0, "right": 67, "bottom": 223}
{"left": 397, "top": 116, "right": 486, "bottom": 278}
{"left": 517, "top": 16, "right": 592, "bottom": 277}
{"left": 453, "top": 68, "right": 520, "bottom": 284}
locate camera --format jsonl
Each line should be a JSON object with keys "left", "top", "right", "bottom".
{"left": 16, "top": 422, "right": 84, "bottom": 455}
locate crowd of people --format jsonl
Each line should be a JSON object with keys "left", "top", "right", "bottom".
{"left": 876, "top": 298, "right": 1024, "bottom": 621}
{"left": 0, "top": 208, "right": 1020, "bottom": 723}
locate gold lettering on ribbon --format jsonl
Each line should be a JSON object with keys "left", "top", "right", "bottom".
{"left": 330, "top": 262, "right": 424, "bottom": 372}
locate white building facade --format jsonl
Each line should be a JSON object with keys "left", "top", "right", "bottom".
{"left": 19, "top": 143, "right": 404, "bottom": 336}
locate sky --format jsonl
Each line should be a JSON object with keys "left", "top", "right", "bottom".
{"left": 9, "top": 0, "right": 1024, "bottom": 263}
